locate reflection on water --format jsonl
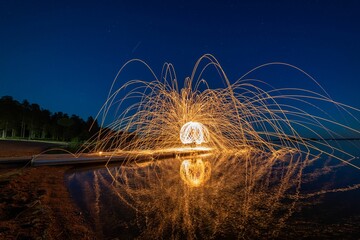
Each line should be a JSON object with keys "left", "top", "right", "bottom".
{"left": 66, "top": 142, "right": 360, "bottom": 239}
{"left": 180, "top": 158, "right": 211, "bottom": 187}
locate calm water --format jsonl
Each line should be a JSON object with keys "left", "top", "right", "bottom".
{"left": 65, "top": 141, "right": 360, "bottom": 239}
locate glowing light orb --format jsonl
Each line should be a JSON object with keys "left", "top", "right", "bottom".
{"left": 180, "top": 121, "right": 210, "bottom": 145}
{"left": 180, "top": 158, "right": 211, "bottom": 187}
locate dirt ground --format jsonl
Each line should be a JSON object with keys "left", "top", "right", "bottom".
{"left": 0, "top": 140, "right": 97, "bottom": 239}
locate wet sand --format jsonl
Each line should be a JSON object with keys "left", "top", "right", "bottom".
{"left": 0, "top": 140, "right": 96, "bottom": 239}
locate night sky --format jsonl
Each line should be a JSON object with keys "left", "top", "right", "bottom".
{"left": 1, "top": 0, "right": 360, "bottom": 134}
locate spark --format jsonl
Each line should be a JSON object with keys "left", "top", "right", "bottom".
{"left": 84, "top": 54, "right": 359, "bottom": 169}
{"left": 73, "top": 54, "right": 360, "bottom": 238}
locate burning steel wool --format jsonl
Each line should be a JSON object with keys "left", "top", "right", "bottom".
{"left": 86, "top": 54, "right": 359, "bottom": 166}
{"left": 180, "top": 121, "right": 210, "bottom": 145}
{"left": 76, "top": 54, "right": 360, "bottom": 239}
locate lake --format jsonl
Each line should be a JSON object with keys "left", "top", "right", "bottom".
{"left": 65, "top": 141, "right": 360, "bottom": 239}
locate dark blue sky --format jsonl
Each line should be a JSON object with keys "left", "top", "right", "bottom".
{"left": 1, "top": 0, "right": 359, "bottom": 129}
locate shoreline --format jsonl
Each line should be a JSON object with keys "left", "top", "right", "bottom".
{"left": 0, "top": 140, "right": 97, "bottom": 239}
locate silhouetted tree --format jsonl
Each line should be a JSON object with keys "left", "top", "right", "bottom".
{"left": 86, "top": 116, "right": 100, "bottom": 139}
{"left": 40, "top": 109, "right": 51, "bottom": 139}
{"left": 21, "top": 100, "right": 31, "bottom": 138}
{"left": 0, "top": 96, "right": 21, "bottom": 138}
{"left": 28, "top": 103, "right": 41, "bottom": 139}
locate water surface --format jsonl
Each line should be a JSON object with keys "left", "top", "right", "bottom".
{"left": 66, "top": 141, "right": 360, "bottom": 239}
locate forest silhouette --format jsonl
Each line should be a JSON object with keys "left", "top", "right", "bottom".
{"left": 0, "top": 96, "right": 99, "bottom": 142}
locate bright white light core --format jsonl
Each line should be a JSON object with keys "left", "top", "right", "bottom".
{"left": 180, "top": 121, "right": 210, "bottom": 145}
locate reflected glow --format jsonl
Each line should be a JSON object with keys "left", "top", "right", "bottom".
{"left": 180, "top": 121, "right": 210, "bottom": 145}
{"left": 180, "top": 158, "right": 211, "bottom": 187}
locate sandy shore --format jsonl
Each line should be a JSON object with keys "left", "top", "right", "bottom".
{"left": 0, "top": 140, "right": 97, "bottom": 239}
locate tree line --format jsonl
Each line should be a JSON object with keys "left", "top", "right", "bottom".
{"left": 0, "top": 96, "right": 100, "bottom": 142}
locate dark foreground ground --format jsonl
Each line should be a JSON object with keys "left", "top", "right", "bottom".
{"left": 0, "top": 140, "right": 97, "bottom": 239}
{"left": 2, "top": 140, "right": 359, "bottom": 239}
{"left": 0, "top": 139, "right": 68, "bottom": 157}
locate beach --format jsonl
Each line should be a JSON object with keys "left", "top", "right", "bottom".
{"left": 0, "top": 140, "right": 96, "bottom": 239}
